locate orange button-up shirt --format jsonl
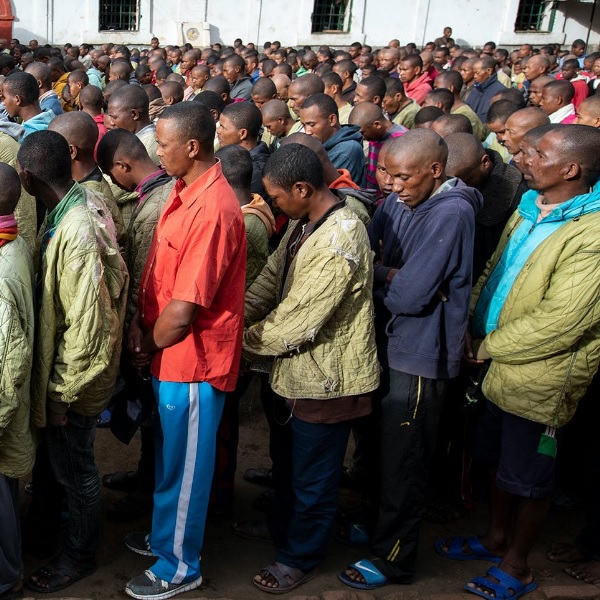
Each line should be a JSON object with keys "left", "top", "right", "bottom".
{"left": 139, "top": 160, "right": 246, "bottom": 391}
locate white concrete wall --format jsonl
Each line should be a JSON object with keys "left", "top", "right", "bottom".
{"left": 10, "top": 0, "right": 600, "bottom": 50}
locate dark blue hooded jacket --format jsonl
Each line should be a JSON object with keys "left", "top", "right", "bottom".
{"left": 368, "top": 179, "right": 483, "bottom": 379}
{"left": 323, "top": 124, "right": 366, "bottom": 187}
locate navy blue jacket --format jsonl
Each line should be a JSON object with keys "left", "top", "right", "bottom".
{"left": 323, "top": 125, "right": 366, "bottom": 187}
{"left": 368, "top": 180, "right": 482, "bottom": 379}
{"left": 465, "top": 73, "right": 506, "bottom": 123}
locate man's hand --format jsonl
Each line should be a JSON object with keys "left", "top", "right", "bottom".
{"left": 47, "top": 411, "right": 68, "bottom": 427}
{"left": 127, "top": 311, "right": 144, "bottom": 356}
{"left": 386, "top": 268, "right": 399, "bottom": 283}
{"left": 128, "top": 311, "right": 152, "bottom": 372}
{"left": 464, "top": 331, "right": 485, "bottom": 365}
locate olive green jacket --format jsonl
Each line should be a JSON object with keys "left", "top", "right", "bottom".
{"left": 244, "top": 204, "right": 380, "bottom": 399}
{"left": 473, "top": 210, "right": 600, "bottom": 427}
{"left": 0, "top": 237, "right": 36, "bottom": 478}
{"left": 32, "top": 184, "right": 129, "bottom": 426}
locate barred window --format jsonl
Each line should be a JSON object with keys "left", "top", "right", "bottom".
{"left": 311, "top": 0, "right": 351, "bottom": 33}
{"left": 514, "top": 0, "right": 557, "bottom": 32}
{"left": 99, "top": 0, "right": 140, "bottom": 31}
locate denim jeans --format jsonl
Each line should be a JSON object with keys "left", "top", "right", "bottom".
{"left": 267, "top": 395, "right": 351, "bottom": 573}
{"left": 44, "top": 411, "right": 101, "bottom": 568}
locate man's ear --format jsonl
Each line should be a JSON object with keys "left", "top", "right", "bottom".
{"left": 431, "top": 161, "right": 444, "bottom": 178}
{"left": 239, "top": 127, "right": 249, "bottom": 141}
{"left": 293, "top": 181, "right": 311, "bottom": 198}
{"left": 563, "top": 161, "right": 582, "bottom": 182}
{"left": 68, "top": 143, "right": 78, "bottom": 160}
{"left": 131, "top": 108, "right": 140, "bottom": 121}
{"left": 373, "top": 95, "right": 382, "bottom": 105}
{"left": 114, "top": 159, "right": 131, "bottom": 173}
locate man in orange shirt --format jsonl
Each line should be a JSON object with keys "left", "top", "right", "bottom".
{"left": 124, "top": 102, "right": 246, "bottom": 600}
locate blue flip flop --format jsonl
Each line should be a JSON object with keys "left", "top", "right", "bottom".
{"left": 465, "top": 565, "right": 538, "bottom": 599}
{"left": 434, "top": 535, "right": 502, "bottom": 563}
{"left": 338, "top": 558, "right": 390, "bottom": 590}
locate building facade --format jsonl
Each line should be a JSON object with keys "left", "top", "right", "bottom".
{"left": 10, "top": 0, "right": 600, "bottom": 49}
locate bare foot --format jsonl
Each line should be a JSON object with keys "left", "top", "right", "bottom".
{"left": 344, "top": 566, "right": 366, "bottom": 585}
{"left": 547, "top": 541, "right": 586, "bottom": 563}
{"left": 254, "top": 569, "right": 279, "bottom": 590}
{"left": 565, "top": 560, "right": 600, "bottom": 585}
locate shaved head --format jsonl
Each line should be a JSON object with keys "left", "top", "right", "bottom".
{"left": 48, "top": 111, "right": 99, "bottom": 150}
{"left": 79, "top": 83, "right": 104, "bottom": 110}
{"left": 25, "top": 61, "right": 52, "bottom": 89}
{"left": 348, "top": 101, "right": 385, "bottom": 127}
{"left": 431, "top": 113, "right": 473, "bottom": 137}
{"left": 289, "top": 73, "right": 324, "bottom": 97}
{"left": 388, "top": 128, "right": 448, "bottom": 166}
{"left": 503, "top": 107, "right": 550, "bottom": 155}
{"left": 160, "top": 80, "right": 184, "bottom": 104}
{"left": 445, "top": 132, "right": 489, "bottom": 187}
{"left": 261, "top": 99, "right": 292, "bottom": 120}
{"left": 528, "top": 75, "right": 554, "bottom": 107}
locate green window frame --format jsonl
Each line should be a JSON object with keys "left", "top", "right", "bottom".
{"left": 514, "top": 0, "right": 557, "bottom": 32}
{"left": 311, "top": 0, "right": 351, "bottom": 33}
{"left": 99, "top": 0, "right": 140, "bottom": 31}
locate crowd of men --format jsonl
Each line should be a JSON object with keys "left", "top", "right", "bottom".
{"left": 0, "top": 25, "right": 599, "bottom": 600}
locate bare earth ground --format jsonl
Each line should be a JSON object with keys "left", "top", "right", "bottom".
{"left": 19, "top": 380, "right": 600, "bottom": 600}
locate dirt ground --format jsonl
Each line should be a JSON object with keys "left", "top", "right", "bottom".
{"left": 19, "top": 380, "right": 596, "bottom": 600}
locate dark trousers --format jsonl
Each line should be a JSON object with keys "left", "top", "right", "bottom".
{"left": 0, "top": 474, "right": 21, "bottom": 594}
{"left": 371, "top": 368, "right": 447, "bottom": 581}
{"left": 267, "top": 395, "right": 351, "bottom": 573}
{"left": 28, "top": 412, "right": 100, "bottom": 568}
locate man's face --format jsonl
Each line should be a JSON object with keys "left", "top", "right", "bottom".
{"left": 169, "top": 51, "right": 181, "bottom": 65}
{"left": 79, "top": 45, "right": 88, "bottom": 57}
{"left": 382, "top": 93, "right": 402, "bottom": 116}
{"left": 528, "top": 80, "right": 547, "bottom": 107}
{"left": 487, "top": 119, "right": 508, "bottom": 145}
{"left": 300, "top": 106, "right": 335, "bottom": 143}
{"left": 378, "top": 51, "right": 397, "bottom": 73}
{"left": 222, "top": 61, "right": 240, "bottom": 84}
{"left": 191, "top": 71, "right": 208, "bottom": 90}
{"left": 353, "top": 83, "right": 374, "bottom": 105}
{"left": 357, "top": 54, "right": 371, "bottom": 70}
{"left": 29, "top": 40, "right": 38, "bottom": 51}
{"left": 10, "top": 39, "right": 17, "bottom": 50}
{"left": 332, "top": 64, "right": 348, "bottom": 84}
{"left": 1, "top": 85, "right": 18, "bottom": 117}
{"left": 572, "top": 44, "right": 585, "bottom": 58}
{"left": 472, "top": 63, "right": 492, "bottom": 85}
{"left": 518, "top": 45, "right": 531, "bottom": 58}
{"left": 263, "top": 179, "right": 307, "bottom": 220}
{"left": 375, "top": 148, "right": 393, "bottom": 195}
{"left": 251, "top": 93, "right": 272, "bottom": 109}
{"left": 434, "top": 50, "right": 448, "bottom": 67}
{"left": 155, "top": 118, "right": 193, "bottom": 177}
{"left": 523, "top": 58, "right": 545, "bottom": 82}
{"left": 348, "top": 46, "right": 360, "bottom": 59}
{"left": 216, "top": 114, "right": 242, "bottom": 147}
{"left": 460, "top": 62, "right": 474, "bottom": 84}
{"left": 539, "top": 89, "right": 559, "bottom": 116}
{"left": 503, "top": 115, "right": 529, "bottom": 155}
{"left": 575, "top": 102, "right": 600, "bottom": 128}
{"left": 107, "top": 101, "right": 136, "bottom": 132}
{"left": 493, "top": 50, "right": 505, "bottom": 65}
{"left": 288, "top": 84, "right": 307, "bottom": 115}
{"left": 482, "top": 44, "right": 495, "bottom": 56}
{"left": 561, "top": 64, "right": 578, "bottom": 81}
{"left": 68, "top": 79, "right": 81, "bottom": 99}
{"left": 385, "top": 151, "right": 438, "bottom": 207}
{"left": 13, "top": 47, "right": 22, "bottom": 62}
{"left": 523, "top": 133, "right": 564, "bottom": 191}
{"left": 245, "top": 57, "right": 257, "bottom": 75}
{"left": 262, "top": 115, "right": 287, "bottom": 138}
{"left": 151, "top": 39, "right": 159, "bottom": 50}
{"left": 180, "top": 55, "right": 195, "bottom": 72}
{"left": 398, "top": 61, "right": 419, "bottom": 84}
{"left": 593, "top": 59, "right": 600, "bottom": 78}
{"left": 443, "top": 27, "right": 452, "bottom": 38}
